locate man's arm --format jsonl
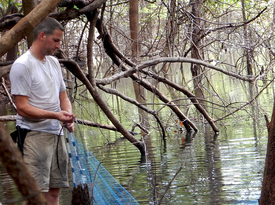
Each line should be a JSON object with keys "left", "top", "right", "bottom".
{"left": 59, "top": 90, "right": 76, "bottom": 132}
{"left": 59, "top": 90, "right": 72, "bottom": 113}
{"left": 14, "top": 95, "right": 74, "bottom": 123}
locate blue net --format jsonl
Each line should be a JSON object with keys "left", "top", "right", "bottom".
{"left": 65, "top": 130, "right": 139, "bottom": 205}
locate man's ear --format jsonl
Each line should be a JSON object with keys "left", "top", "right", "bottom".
{"left": 38, "top": 32, "right": 46, "bottom": 41}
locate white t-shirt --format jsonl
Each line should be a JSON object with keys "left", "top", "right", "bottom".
{"left": 10, "top": 50, "right": 66, "bottom": 134}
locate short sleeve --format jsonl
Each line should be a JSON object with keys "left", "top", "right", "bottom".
{"left": 9, "top": 63, "right": 32, "bottom": 96}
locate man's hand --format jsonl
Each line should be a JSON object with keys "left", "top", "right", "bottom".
{"left": 56, "top": 111, "right": 76, "bottom": 123}
{"left": 64, "top": 122, "right": 75, "bottom": 132}
{"left": 57, "top": 111, "right": 76, "bottom": 132}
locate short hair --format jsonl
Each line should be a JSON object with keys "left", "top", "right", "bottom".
{"left": 33, "top": 17, "right": 64, "bottom": 40}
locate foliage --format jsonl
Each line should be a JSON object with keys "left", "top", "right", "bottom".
{"left": 0, "top": 0, "right": 21, "bottom": 17}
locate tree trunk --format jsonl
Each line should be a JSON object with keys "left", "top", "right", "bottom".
{"left": 129, "top": 0, "right": 149, "bottom": 128}
{"left": 190, "top": 0, "right": 205, "bottom": 107}
{"left": 161, "top": 0, "right": 177, "bottom": 100}
{"left": 259, "top": 100, "right": 275, "bottom": 204}
{"left": 241, "top": 0, "right": 253, "bottom": 76}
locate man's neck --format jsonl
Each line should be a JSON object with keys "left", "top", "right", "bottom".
{"left": 30, "top": 45, "right": 46, "bottom": 62}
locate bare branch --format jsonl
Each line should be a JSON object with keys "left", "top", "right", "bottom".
{"left": 0, "top": 115, "right": 16, "bottom": 121}
{"left": 140, "top": 70, "right": 219, "bottom": 133}
{"left": 0, "top": 65, "right": 12, "bottom": 78}
{"left": 137, "top": 57, "right": 255, "bottom": 82}
{"left": 1, "top": 78, "right": 16, "bottom": 111}
{"left": 98, "top": 84, "right": 166, "bottom": 138}
{"left": 57, "top": 55, "right": 146, "bottom": 155}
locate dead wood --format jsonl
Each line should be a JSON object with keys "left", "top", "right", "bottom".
{"left": 59, "top": 0, "right": 91, "bottom": 8}
{"left": 0, "top": 0, "right": 106, "bottom": 31}
{"left": 76, "top": 118, "right": 117, "bottom": 131}
{"left": 157, "top": 156, "right": 187, "bottom": 205}
{"left": 95, "top": 18, "right": 197, "bottom": 132}
{"left": 215, "top": 79, "right": 274, "bottom": 122}
{"left": 0, "top": 14, "right": 24, "bottom": 32}
{"left": 131, "top": 72, "right": 197, "bottom": 132}
{"left": 140, "top": 70, "right": 219, "bottom": 134}
{"left": 1, "top": 77, "right": 16, "bottom": 110}
{"left": 0, "top": 115, "right": 16, "bottom": 121}
{"left": 50, "top": 0, "right": 107, "bottom": 21}
{"left": 98, "top": 84, "right": 166, "bottom": 138}
{"left": 0, "top": 114, "right": 119, "bottom": 131}
{"left": 137, "top": 57, "right": 255, "bottom": 82}
{"left": 0, "top": 65, "right": 12, "bottom": 78}
{"left": 57, "top": 56, "right": 146, "bottom": 156}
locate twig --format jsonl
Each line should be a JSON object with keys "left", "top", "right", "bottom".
{"left": 214, "top": 78, "right": 275, "bottom": 122}
{"left": 157, "top": 155, "right": 187, "bottom": 205}
{"left": 1, "top": 77, "right": 16, "bottom": 111}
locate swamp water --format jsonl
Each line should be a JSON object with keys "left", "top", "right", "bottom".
{"left": 0, "top": 105, "right": 267, "bottom": 205}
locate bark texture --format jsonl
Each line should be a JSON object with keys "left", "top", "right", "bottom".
{"left": 129, "top": 0, "right": 148, "bottom": 128}
{"left": 22, "top": 0, "right": 37, "bottom": 47}
{"left": 259, "top": 100, "right": 275, "bottom": 204}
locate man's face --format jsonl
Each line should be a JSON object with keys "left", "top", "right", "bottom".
{"left": 42, "top": 29, "right": 63, "bottom": 55}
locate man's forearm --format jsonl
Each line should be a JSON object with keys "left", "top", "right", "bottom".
{"left": 60, "top": 97, "right": 72, "bottom": 113}
{"left": 17, "top": 103, "right": 58, "bottom": 120}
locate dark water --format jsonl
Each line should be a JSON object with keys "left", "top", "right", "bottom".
{"left": 0, "top": 105, "right": 266, "bottom": 205}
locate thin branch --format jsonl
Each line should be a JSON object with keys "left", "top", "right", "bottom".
{"left": 0, "top": 115, "right": 16, "bottom": 121}
{"left": 140, "top": 70, "right": 219, "bottom": 133}
{"left": 157, "top": 155, "right": 187, "bottom": 205}
{"left": 0, "top": 64, "right": 12, "bottom": 78}
{"left": 98, "top": 84, "right": 166, "bottom": 138}
{"left": 1, "top": 77, "right": 16, "bottom": 111}
{"left": 214, "top": 78, "right": 275, "bottom": 122}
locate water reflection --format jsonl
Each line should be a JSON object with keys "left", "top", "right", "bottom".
{"left": 81, "top": 123, "right": 265, "bottom": 205}
{"left": 0, "top": 112, "right": 266, "bottom": 205}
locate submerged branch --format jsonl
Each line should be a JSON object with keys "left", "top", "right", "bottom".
{"left": 57, "top": 56, "right": 145, "bottom": 155}
{"left": 141, "top": 70, "right": 219, "bottom": 133}
{"left": 157, "top": 155, "right": 187, "bottom": 205}
{"left": 98, "top": 85, "right": 166, "bottom": 138}
{"left": 95, "top": 19, "right": 197, "bottom": 132}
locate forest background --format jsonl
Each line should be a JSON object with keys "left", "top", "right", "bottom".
{"left": 1, "top": 0, "right": 275, "bottom": 204}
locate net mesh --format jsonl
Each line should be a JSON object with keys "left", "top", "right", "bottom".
{"left": 65, "top": 130, "right": 139, "bottom": 205}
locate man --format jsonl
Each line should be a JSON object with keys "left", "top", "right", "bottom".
{"left": 9, "top": 17, "right": 75, "bottom": 204}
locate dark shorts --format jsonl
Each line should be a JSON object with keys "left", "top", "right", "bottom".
{"left": 23, "top": 131, "right": 69, "bottom": 192}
